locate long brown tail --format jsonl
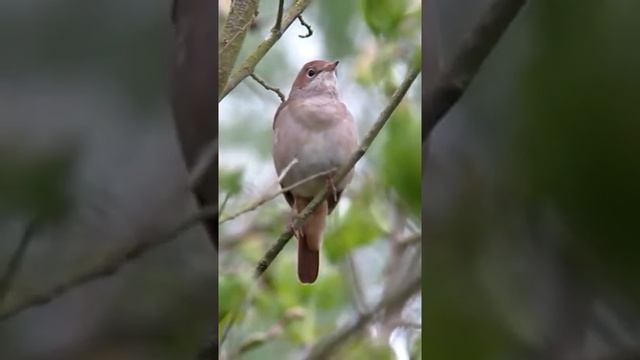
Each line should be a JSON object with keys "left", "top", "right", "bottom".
{"left": 294, "top": 197, "right": 327, "bottom": 284}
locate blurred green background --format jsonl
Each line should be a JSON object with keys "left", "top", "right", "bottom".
{"left": 425, "top": 0, "right": 640, "bottom": 359}
{"left": 0, "top": 1, "right": 216, "bottom": 359}
{"left": 218, "top": 0, "right": 421, "bottom": 358}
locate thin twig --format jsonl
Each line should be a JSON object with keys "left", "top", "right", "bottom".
{"left": 297, "top": 15, "right": 313, "bottom": 38}
{"left": 346, "top": 254, "right": 368, "bottom": 314}
{"left": 277, "top": 157, "right": 298, "bottom": 183}
{"left": 219, "top": 168, "right": 335, "bottom": 224}
{"left": 188, "top": 139, "right": 218, "bottom": 189}
{"left": 273, "top": 0, "right": 284, "bottom": 33}
{"left": 306, "top": 270, "right": 422, "bottom": 359}
{"left": 0, "top": 221, "right": 39, "bottom": 305}
{"left": 249, "top": 73, "right": 286, "bottom": 102}
{"left": 220, "top": 0, "right": 314, "bottom": 101}
{"left": 0, "top": 206, "right": 217, "bottom": 322}
{"left": 423, "top": 0, "right": 526, "bottom": 139}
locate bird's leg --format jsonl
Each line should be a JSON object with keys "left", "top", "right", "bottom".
{"left": 288, "top": 213, "right": 304, "bottom": 240}
{"left": 326, "top": 175, "right": 338, "bottom": 203}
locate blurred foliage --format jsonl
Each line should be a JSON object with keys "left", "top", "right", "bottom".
{"left": 424, "top": 0, "right": 640, "bottom": 358}
{"left": 0, "top": 149, "right": 75, "bottom": 221}
{"left": 360, "top": 0, "right": 408, "bottom": 38}
{"left": 381, "top": 101, "right": 421, "bottom": 216}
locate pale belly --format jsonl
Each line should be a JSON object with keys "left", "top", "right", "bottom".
{"left": 284, "top": 128, "right": 352, "bottom": 197}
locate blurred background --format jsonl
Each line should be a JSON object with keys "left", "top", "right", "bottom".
{"left": 0, "top": 0, "right": 216, "bottom": 359}
{"left": 218, "top": 0, "right": 421, "bottom": 359}
{"left": 425, "top": 0, "right": 640, "bottom": 359}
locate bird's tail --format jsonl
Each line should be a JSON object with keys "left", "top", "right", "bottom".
{"left": 295, "top": 197, "right": 327, "bottom": 284}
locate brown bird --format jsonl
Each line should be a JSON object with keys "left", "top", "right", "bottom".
{"left": 272, "top": 60, "right": 358, "bottom": 284}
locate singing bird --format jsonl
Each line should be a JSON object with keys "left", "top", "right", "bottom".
{"left": 272, "top": 60, "right": 358, "bottom": 283}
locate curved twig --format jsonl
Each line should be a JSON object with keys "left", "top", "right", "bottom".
{"left": 250, "top": 73, "right": 286, "bottom": 102}
{"left": 297, "top": 15, "right": 313, "bottom": 38}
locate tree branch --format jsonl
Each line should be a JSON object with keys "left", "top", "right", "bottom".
{"left": 423, "top": 0, "right": 526, "bottom": 139}
{"left": 254, "top": 63, "right": 422, "bottom": 279}
{"left": 218, "top": 0, "right": 259, "bottom": 97}
{"left": 0, "top": 206, "right": 217, "bottom": 322}
{"left": 219, "top": 168, "right": 335, "bottom": 224}
{"left": 305, "top": 269, "right": 421, "bottom": 359}
{"left": 249, "top": 73, "right": 286, "bottom": 102}
{"left": 220, "top": 0, "right": 314, "bottom": 101}
{"left": 0, "top": 221, "right": 39, "bottom": 305}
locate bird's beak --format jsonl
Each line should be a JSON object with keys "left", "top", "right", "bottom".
{"left": 323, "top": 60, "right": 339, "bottom": 72}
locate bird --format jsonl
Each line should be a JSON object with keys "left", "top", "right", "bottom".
{"left": 272, "top": 60, "right": 358, "bottom": 283}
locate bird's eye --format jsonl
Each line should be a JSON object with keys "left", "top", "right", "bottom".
{"left": 306, "top": 69, "right": 316, "bottom": 77}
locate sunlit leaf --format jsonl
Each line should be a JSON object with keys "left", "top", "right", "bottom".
{"left": 360, "top": 0, "right": 408, "bottom": 37}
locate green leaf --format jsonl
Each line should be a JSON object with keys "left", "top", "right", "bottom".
{"left": 381, "top": 102, "right": 421, "bottom": 215}
{"left": 324, "top": 202, "right": 383, "bottom": 263}
{"left": 360, "top": 0, "right": 408, "bottom": 37}
{"left": 218, "top": 168, "right": 244, "bottom": 195}
{"left": 218, "top": 274, "right": 247, "bottom": 320}
{"left": 316, "top": 0, "right": 357, "bottom": 58}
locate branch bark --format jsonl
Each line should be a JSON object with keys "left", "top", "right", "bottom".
{"left": 0, "top": 207, "right": 217, "bottom": 322}
{"left": 219, "top": 0, "right": 314, "bottom": 101}
{"left": 423, "top": 0, "right": 526, "bottom": 139}
{"left": 218, "top": 0, "right": 259, "bottom": 97}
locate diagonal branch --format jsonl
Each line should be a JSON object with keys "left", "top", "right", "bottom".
{"left": 0, "top": 221, "right": 39, "bottom": 305}
{"left": 219, "top": 168, "right": 335, "bottom": 224}
{"left": 423, "top": 0, "right": 526, "bottom": 140}
{"left": 0, "top": 206, "right": 217, "bottom": 322}
{"left": 220, "top": 0, "right": 314, "bottom": 101}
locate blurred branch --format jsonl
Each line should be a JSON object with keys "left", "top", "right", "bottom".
{"left": 188, "top": 139, "right": 218, "bottom": 189}
{"left": 346, "top": 254, "right": 368, "bottom": 314}
{"left": 297, "top": 16, "right": 313, "bottom": 38}
{"left": 230, "top": 307, "right": 305, "bottom": 357}
{"left": 219, "top": 168, "right": 336, "bottom": 224}
{"left": 423, "top": 0, "right": 526, "bottom": 139}
{"left": 254, "top": 63, "right": 422, "bottom": 280}
{"left": 0, "top": 206, "right": 217, "bottom": 322}
{"left": 250, "top": 73, "right": 286, "bottom": 102}
{"left": 220, "top": 0, "right": 314, "bottom": 101}
{"left": 306, "top": 269, "right": 422, "bottom": 359}
{"left": 0, "top": 221, "right": 39, "bottom": 305}
{"left": 218, "top": 0, "right": 259, "bottom": 96}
